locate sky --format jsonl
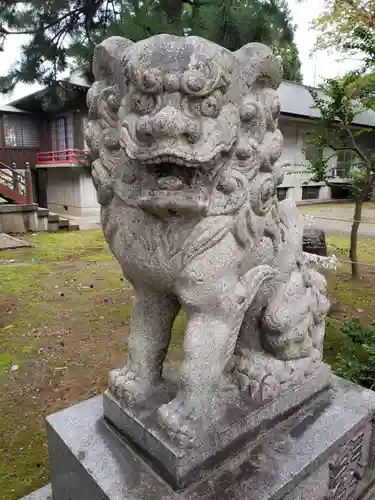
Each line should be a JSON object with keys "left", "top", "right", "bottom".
{"left": 0, "top": 0, "right": 362, "bottom": 105}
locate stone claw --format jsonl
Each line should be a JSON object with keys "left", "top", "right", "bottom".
{"left": 109, "top": 366, "right": 155, "bottom": 403}
{"left": 157, "top": 397, "right": 198, "bottom": 446}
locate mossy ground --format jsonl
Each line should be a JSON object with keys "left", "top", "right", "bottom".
{"left": 0, "top": 230, "right": 374, "bottom": 498}
{"left": 323, "top": 234, "right": 375, "bottom": 369}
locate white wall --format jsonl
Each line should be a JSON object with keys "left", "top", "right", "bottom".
{"left": 277, "top": 116, "right": 375, "bottom": 202}
{"left": 79, "top": 169, "right": 100, "bottom": 216}
{"left": 278, "top": 116, "right": 331, "bottom": 202}
{"left": 47, "top": 167, "right": 100, "bottom": 216}
{"left": 47, "top": 167, "right": 83, "bottom": 216}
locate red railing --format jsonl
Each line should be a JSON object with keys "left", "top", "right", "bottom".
{"left": 36, "top": 149, "right": 89, "bottom": 165}
{"left": 0, "top": 161, "right": 34, "bottom": 204}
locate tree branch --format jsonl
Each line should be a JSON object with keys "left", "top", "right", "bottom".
{"left": 328, "top": 145, "right": 357, "bottom": 152}
{"left": 343, "top": 117, "right": 373, "bottom": 167}
{"left": 1, "top": 2, "right": 105, "bottom": 37}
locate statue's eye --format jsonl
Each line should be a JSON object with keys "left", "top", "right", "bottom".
{"left": 200, "top": 91, "right": 222, "bottom": 118}
{"left": 131, "top": 93, "right": 156, "bottom": 115}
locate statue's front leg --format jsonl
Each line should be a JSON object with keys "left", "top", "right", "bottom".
{"left": 110, "top": 288, "right": 180, "bottom": 402}
{"left": 157, "top": 233, "right": 273, "bottom": 444}
{"left": 157, "top": 294, "right": 239, "bottom": 444}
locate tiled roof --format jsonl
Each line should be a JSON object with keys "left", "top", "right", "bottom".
{"left": 279, "top": 80, "right": 375, "bottom": 128}
{"left": 3, "top": 75, "right": 375, "bottom": 128}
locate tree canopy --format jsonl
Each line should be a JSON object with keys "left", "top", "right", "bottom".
{"left": 307, "top": 0, "right": 375, "bottom": 54}
{"left": 305, "top": 74, "right": 375, "bottom": 278}
{"left": 0, "top": 0, "right": 302, "bottom": 94}
{"left": 298, "top": 0, "right": 375, "bottom": 278}
{"left": 300, "top": 0, "right": 374, "bottom": 109}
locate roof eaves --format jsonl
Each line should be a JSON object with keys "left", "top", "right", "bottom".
{"left": 0, "top": 104, "right": 31, "bottom": 114}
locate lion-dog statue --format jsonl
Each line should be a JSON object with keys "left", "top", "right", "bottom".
{"left": 85, "top": 34, "right": 330, "bottom": 445}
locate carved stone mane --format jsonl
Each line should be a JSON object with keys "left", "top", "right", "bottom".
{"left": 85, "top": 35, "right": 330, "bottom": 447}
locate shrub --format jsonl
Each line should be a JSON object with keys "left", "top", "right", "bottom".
{"left": 330, "top": 318, "right": 375, "bottom": 389}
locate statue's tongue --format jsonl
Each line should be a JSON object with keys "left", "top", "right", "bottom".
{"left": 157, "top": 176, "right": 184, "bottom": 190}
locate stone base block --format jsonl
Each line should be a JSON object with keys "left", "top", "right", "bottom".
{"left": 20, "top": 485, "right": 52, "bottom": 500}
{"left": 103, "top": 364, "right": 332, "bottom": 488}
{"left": 35, "top": 377, "right": 375, "bottom": 500}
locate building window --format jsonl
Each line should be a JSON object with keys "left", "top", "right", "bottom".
{"left": 302, "top": 186, "right": 320, "bottom": 200}
{"left": 335, "top": 150, "right": 356, "bottom": 178}
{"left": 3, "top": 115, "right": 40, "bottom": 148}
{"left": 50, "top": 114, "right": 74, "bottom": 152}
{"left": 277, "top": 187, "right": 288, "bottom": 201}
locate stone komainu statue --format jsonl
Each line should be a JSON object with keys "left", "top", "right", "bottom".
{"left": 85, "top": 35, "right": 330, "bottom": 444}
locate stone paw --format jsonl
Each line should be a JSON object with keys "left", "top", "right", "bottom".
{"left": 109, "top": 367, "right": 155, "bottom": 403}
{"left": 232, "top": 351, "right": 284, "bottom": 403}
{"left": 157, "top": 397, "right": 198, "bottom": 447}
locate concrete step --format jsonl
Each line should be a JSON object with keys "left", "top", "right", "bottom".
{"left": 37, "top": 207, "right": 49, "bottom": 217}
{"left": 58, "top": 218, "right": 69, "bottom": 229}
{"left": 47, "top": 214, "right": 59, "bottom": 223}
{"left": 35, "top": 208, "right": 81, "bottom": 233}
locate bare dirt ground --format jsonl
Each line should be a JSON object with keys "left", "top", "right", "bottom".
{"left": 0, "top": 228, "right": 374, "bottom": 499}
{"left": 0, "top": 231, "right": 185, "bottom": 499}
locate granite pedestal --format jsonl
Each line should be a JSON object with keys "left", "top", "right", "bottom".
{"left": 21, "top": 377, "right": 375, "bottom": 500}
{"left": 103, "top": 364, "right": 332, "bottom": 489}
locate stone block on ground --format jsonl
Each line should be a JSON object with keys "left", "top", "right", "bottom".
{"left": 303, "top": 228, "right": 328, "bottom": 256}
{"left": 0, "top": 233, "right": 32, "bottom": 250}
{"left": 19, "top": 484, "right": 52, "bottom": 500}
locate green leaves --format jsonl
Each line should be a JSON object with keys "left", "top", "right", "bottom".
{"left": 333, "top": 318, "right": 375, "bottom": 389}
{"left": 304, "top": 72, "right": 375, "bottom": 227}
{"left": 1, "top": 0, "right": 303, "bottom": 95}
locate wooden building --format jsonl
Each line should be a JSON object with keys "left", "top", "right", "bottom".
{"left": 0, "top": 80, "right": 96, "bottom": 216}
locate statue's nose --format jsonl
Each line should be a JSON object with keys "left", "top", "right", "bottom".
{"left": 136, "top": 106, "right": 200, "bottom": 143}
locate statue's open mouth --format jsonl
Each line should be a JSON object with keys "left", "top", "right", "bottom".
{"left": 144, "top": 161, "right": 201, "bottom": 191}
{"left": 136, "top": 154, "right": 225, "bottom": 217}
{"left": 139, "top": 151, "right": 225, "bottom": 189}
{"left": 139, "top": 152, "right": 223, "bottom": 170}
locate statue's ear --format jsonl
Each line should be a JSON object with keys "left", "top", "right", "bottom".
{"left": 234, "top": 42, "right": 283, "bottom": 90}
{"left": 92, "top": 36, "right": 134, "bottom": 83}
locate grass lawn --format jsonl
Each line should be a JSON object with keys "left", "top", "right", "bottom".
{"left": 0, "top": 230, "right": 374, "bottom": 498}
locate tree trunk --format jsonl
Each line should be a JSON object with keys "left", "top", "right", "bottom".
{"left": 160, "top": 0, "right": 184, "bottom": 34}
{"left": 349, "top": 198, "right": 363, "bottom": 280}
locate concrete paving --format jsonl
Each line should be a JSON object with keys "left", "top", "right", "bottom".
{"left": 62, "top": 214, "right": 101, "bottom": 230}
{"left": 60, "top": 204, "right": 375, "bottom": 236}
{"left": 300, "top": 204, "right": 375, "bottom": 237}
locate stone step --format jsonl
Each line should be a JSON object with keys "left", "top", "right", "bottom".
{"left": 37, "top": 207, "right": 49, "bottom": 217}
{"left": 47, "top": 214, "right": 59, "bottom": 223}
{"left": 42, "top": 212, "right": 80, "bottom": 233}
{"left": 58, "top": 218, "right": 69, "bottom": 229}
